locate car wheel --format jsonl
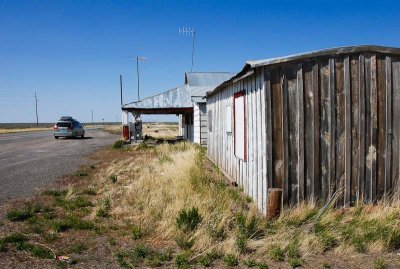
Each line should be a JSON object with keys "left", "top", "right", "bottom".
{"left": 81, "top": 133, "right": 85, "bottom": 138}
{"left": 54, "top": 136, "right": 59, "bottom": 139}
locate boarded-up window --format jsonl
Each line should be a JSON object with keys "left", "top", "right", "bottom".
{"left": 208, "top": 110, "right": 212, "bottom": 132}
{"left": 234, "top": 91, "right": 246, "bottom": 160}
{"left": 226, "top": 105, "right": 232, "bottom": 133}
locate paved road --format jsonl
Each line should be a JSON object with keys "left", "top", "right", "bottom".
{"left": 0, "top": 129, "right": 118, "bottom": 204}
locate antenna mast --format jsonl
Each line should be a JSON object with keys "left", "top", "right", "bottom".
{"left": 179, "top": 27, "right": 196, "bottom": 72}
{"left": 130, "top": 56, "right": 147, "bottom": 101}
{"left": 120, "top": 74, "right": 123, "bottom": 106}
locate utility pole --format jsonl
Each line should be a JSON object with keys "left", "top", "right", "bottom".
{"left": 34, "top": 91, "right": 38, "bottom": 125}
{"left": 120, "top": 75, "right": 123, "bottom": 106}
{"left": 130, "top": 56, "right": 147, "bottom": 101}
{"left": 179, "top": 27, "right": 196, "bottom": 72}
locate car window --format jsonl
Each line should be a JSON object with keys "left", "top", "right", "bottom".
{"left": 56, "top": 122, "right": 72, "bottom": 128}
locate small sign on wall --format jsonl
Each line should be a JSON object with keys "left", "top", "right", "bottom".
{"left": 226, "top": 105, "right": 232, "bottom": 133}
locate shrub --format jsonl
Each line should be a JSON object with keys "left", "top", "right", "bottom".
{"left": 76, "top": 172, "right": 88, "bottom": 177}
{"left": 223, "top": 254, "right": 239, "bottom": 267}
{"left": 113, "top": 140, "right": 125, "bottom": 149}
{"left": 176, "top": 207, "right": 202, "bottom": 231}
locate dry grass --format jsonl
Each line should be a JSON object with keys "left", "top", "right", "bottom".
{"left": 102, "top": 123, "right": 179, "bottom": 139}
{"left": 142, "top": 123, "right": 179, "bottom": 139}
{"left": 1, "top": 141, "right": 400, "bottom": 268}
{"left": 0, "top": 127, "right": 52, "bottom": 134}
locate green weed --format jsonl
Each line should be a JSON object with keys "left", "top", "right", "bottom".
{"left": 223, "top": 254, "right": 239, "bottom": 267}
{"left": 42, "top": 189, "right": 67, "bottom": 197}
{"left": 268, "top": 245, "right": 284, "bottom": 262}
{"left": 373, "top": 258, "right": 387, "bottom": 269}
{"left": 243, "top": 259, "right": 257, "bottom": 267}
{"left": 176, "top": 207, "right": 202, "bottom": 231}
{"left": 52, "top": 215, "right": 95, "bottom": 232}
{"left": 6, "top": 204, "right": 42, "bottom": 222}
{"left": 113, "top": 140, "right": 125, "bottom": 149}
{"left": 322, "top": 261, "right": 332, "bottom": 268}
{"left": 175, "top": 252, "right": 190, "bottom": 268}
{"left": 132, "top": 225, "right": 144, "bottom": 240}
{"left": 288, "top": 257, "right": 302, "bottom": 268}
{"left": 109, "top": 174, "right": 118, "bottom": 183}
{"left": 68, "top": 243, "right": 88, "bottom": 254}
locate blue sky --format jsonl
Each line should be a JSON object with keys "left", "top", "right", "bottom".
{"left": 1, "top": 0, "right": 399, "bottom": 123}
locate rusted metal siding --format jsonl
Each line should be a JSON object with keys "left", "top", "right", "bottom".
{"left": 207, "top": 50, "right": 400, "bottom": 215}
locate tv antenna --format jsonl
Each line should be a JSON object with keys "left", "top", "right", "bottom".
{"left": 130, "top": 56, "right": 147, "bottom": 101}
{"left": 179, "top": 27, "right": 196, "bottom": 72}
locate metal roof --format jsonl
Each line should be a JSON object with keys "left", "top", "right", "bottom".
{"left": 207, "top": 45, "right": 400, "bottom": 97}
{"left": 185, "top": 72, "right": 236, "bottom": 86}
{"left": 122, "top": 72, "right": 235, "bottom": 114}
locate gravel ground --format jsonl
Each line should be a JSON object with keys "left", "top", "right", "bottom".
{"left": 0, "top": 128, "right": 118, "bottom": 204}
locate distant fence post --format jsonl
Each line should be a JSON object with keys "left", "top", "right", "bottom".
{"left": 267, "top": 188, "right": 283, "bottom": 220}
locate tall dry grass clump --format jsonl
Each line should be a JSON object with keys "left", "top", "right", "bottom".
{"left": 91, "top": 142, "right": 400, "bottom": 267}
{"left": 105, "top": 143, "right": 260, "bottom": 253}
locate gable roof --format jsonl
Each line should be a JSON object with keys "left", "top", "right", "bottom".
{"left": 207, "top": 45, "right": 400, "bottom": 97}
{"left": 122, "top": 72, "right": 235, "bottom": 114}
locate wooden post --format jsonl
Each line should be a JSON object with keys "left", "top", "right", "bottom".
{"left": 267, "top": 188, "right": 283, "bottom": 220}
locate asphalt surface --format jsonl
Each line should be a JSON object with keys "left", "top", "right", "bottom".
{"left": 0, "top": 128, "right": 118, "bottom": 204}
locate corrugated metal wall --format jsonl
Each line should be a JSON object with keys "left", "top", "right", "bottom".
{"left": 207, "top": 52, "right": 400, "bottom": 215}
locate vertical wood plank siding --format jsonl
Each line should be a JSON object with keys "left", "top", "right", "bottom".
{"left": 207, "top": 52, "right": 400, "bottom": 215}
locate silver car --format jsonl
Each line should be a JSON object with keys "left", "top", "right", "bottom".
{"left": 53, "top": 117, "right": 85, "bottom": 139}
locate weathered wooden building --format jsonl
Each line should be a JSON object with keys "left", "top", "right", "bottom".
{"left": 206, "top": 45, "right": 400, "bottom": 214}
{"left": 122, "top": 72, "right": 234, "bottom": 145}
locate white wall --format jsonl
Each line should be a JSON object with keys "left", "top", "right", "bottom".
{"left": 207, "top": 68, "right": 268, "bottom": 215}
